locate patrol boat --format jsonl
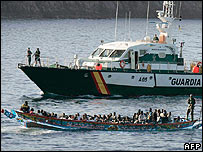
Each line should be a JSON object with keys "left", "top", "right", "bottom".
{"left": 18, "top": 1, "right": 202, "bottom": 97}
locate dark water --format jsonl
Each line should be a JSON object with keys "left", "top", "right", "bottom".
{"left": 1, "top": 18, "right": 202, "bottom": 151}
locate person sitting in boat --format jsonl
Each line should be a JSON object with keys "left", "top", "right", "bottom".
{"left": 59, "top": 113, "right": 66, "bottom": 119}
{"left": 152, "top": 109, "right": 157, "bottom": 123}
{"left": 20, "top": 101, "right": 30, "bottom": 113}
{"left": 174, "top": 116, "right": 180, "bottom": 122}
{"left": 186, "top": 94, "right": 196, "bottom": 121}
{"left": 167, "top": 112, "right": 172, "bottom": 122}
{"left": 37, "top": 110, "right": 41, "bottom": 115}
{"left": 51, "top": 112, "right": 55, "bottom": 117}
{"left": 138, "top": 111, "right": 145, "bottom": 124}
{"left": 29, "top": 108, "right": 34, "bottom": 114}
{"left": 147, "top": 108, "right": 153, "bottom": 123}
{"left": 82, "top": 113, "right": 88, "bottom": 121}
{"left": 160, "top": 110, "right": 168, "bottom": 123}
{"left": 153, "top": 34, "right": 159, "bottom": 42}
{"left": 156, "top": 109, "right": 161, "bottom": 123}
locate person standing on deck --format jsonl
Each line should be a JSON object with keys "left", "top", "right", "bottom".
{"left": 186, "top": 94, "right": 196, "bottom": 121}
{"left": 33, "top": 48, "right": 41, "bottom": 66}
{"left": 27, "top": 48, "right": 32, "bottom": 66}
{"left": 153, "top": 34, "right": 159, "bottom": 42}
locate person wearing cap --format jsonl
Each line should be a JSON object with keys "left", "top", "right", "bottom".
{"left": 27, "top": 48, "right": 32, "bottom": 66}
{"left": 186, "top": 94, "right": 196, "bottom": 121}
{"left": 33, "top": 48, "right": 41, "bottom": 66}
{"left": 20, "top": 101, "right": 30, "bottom": 113}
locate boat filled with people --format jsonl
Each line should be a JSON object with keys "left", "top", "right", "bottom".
{"left": 17, "top": 1, "right": 202, "bottom": 97}
{"left": 1, "top": 103, "right": 202, "bottom": 131}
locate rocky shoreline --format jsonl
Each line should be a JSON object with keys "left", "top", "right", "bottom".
{"left": 1, "top": 1, "right": 202, "bottom": 19}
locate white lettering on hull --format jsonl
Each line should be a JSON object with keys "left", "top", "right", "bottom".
{"left": 101, "top": 72, "right": 202, "bottom": 88}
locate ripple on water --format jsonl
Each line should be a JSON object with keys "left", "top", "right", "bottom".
{"left": 1, "top": 18, "right": 202, "bottom": 151}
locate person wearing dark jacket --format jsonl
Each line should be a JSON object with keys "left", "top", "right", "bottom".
{"left": 186, "top": 94, "right": 196, "bottom": 121}
{"left": 33, "top": 48, "right": 41, "bottom": 66}
{"left": 20, "top": 101, "right": 30, "bottom": 113}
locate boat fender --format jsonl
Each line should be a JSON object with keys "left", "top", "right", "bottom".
{"left": 147, "top": 64, "right": 151, "bottom": 72}
{"left": 142, "top": 62, "right": 145, "bottom": 67}
{"left": 119, "top": 60, "right": 126, "bottom": 68}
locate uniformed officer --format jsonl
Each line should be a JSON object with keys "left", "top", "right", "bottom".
{"left": 186, "top": 94, "right": 196, "bottom": 121}
{"left": 153, "top": 34, "right": 159, "bottom": 42}
{"left": 33, "top": 48, "right": 41, "bottom": 66}
{"left": 27, "top": 48, "right": 32, "bottom": 66}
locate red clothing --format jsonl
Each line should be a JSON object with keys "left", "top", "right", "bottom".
{"left": 192, "top": 66, "right": 199, "bottom": 73}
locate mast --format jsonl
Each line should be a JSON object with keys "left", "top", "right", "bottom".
{"left": 145, "top": 1, "right": 150, "bottom": 37}
{"left": 115, "top": 1, "right": 119, "bottom": 41}
{"left": 128, "top": 11, "right": 131, "bottom": 41}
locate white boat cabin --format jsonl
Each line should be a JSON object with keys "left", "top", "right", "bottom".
{"left": 77, "top": 39, "right": 184, "bottom": 72}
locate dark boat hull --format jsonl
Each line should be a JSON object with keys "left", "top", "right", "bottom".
{"left": 18, "top": 64, "right": 202, "bottom": 97}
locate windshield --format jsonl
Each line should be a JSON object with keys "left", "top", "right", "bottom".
{"left": 110, "top": 50, "right": 126, "bottom": 58}
{"left": 91, "top": 48, "right": 104, "bottom": 57}
{"left": 99, "top": 49, "right": 114, "bottom": 57}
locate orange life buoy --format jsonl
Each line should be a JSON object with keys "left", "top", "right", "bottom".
{"left": 95, "top": 63, "right": 102, "bottom": 70}
{"left": 119, "top": 60, "right": 126, "bottom": 68}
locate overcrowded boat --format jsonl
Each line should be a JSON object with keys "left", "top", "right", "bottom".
{"left": 17, "top": 1, "right": 202, "bottom": 97}
{"left": 1, "top": 106, "right": 202, "bottom": 131}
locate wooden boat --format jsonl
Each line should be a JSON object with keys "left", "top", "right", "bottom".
{"left": 1, "top": 109, "right": 202, "bottom": 131}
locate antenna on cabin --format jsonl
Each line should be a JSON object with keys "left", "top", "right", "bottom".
{"left": 179, "top": 1, "right": 182, "bottom": 21}
{"left": 128, "top": 11, "right": 131, "bottom": 41}
{"left": 145, "top": 1, "right": 150, "bottom": 36}
{"left": 124, "top": 12, "right": 127, "bottom": 41}
{"left": 115, "top": 1, "right": 119, "bottom": 41}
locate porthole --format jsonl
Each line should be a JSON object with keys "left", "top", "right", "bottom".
{"left": 84, "top": 73, "right": 88, "bottom": 78}
{"left": 131, "top": 76, "right": 135, "bottom": 79}
{"left": 108, "top": 75, "right": 112, "bottom": 78}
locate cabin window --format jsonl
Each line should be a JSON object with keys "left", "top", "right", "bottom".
{"left": 140, "top": 50, "right": 147, "bottom": 55}
{"left": 110, "top": 50, "right": 125, "bottom": 58}
{"left": 92, "top": 48, "right": 104, "bottom": 57}
{"left": 158, "top": 52, "right": 166, "bottom": 58}
{"left": 99, "top": 49, "right": 114, "bottom": 57}
{"left": 123, "top": 52, "right": 129, "bottom": 58}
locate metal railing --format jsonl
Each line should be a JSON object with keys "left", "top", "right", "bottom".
{"left": 20, "top": 55, "right": 202, "bottom": 73}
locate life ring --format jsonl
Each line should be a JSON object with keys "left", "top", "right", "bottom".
{"left": 95, "top": 63, "right": 102, "bottom": 70}
{"left": 119, "top": 60, "right": 126, "bottom": 68}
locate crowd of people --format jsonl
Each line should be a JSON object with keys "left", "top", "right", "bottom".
{"left": 21, "top": 94, "right": 196, "bottom": 124}
{"left": 20, "top": 101, "right": 175, "bottom": 124}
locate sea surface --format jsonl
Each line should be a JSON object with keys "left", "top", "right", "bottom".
{"left": 1, "top": 18, "right": 202, "bottom": 151}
